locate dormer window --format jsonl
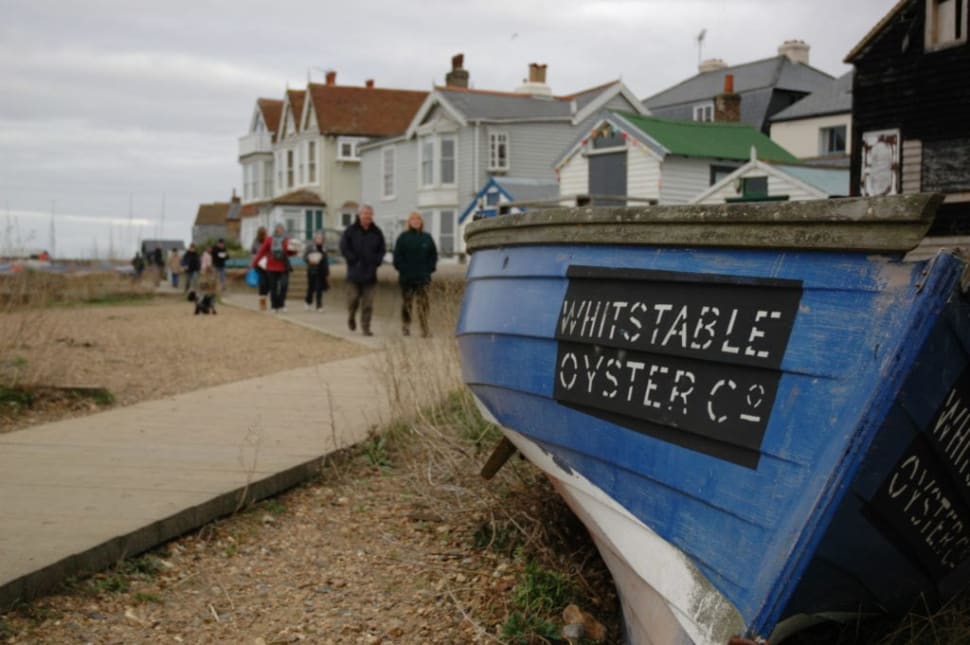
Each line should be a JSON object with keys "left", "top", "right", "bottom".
{"left": 926, "top": 0, "right": 968, "bottom": 50}
{"left": 693, "top": 102, "right": 714, "bottom": 122}
{"left": 337, "top": 136, "right": 366, "bottom": 162}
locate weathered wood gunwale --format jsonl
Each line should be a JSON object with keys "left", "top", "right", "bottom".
{"left": 464, "top": 194, "right": 944, "bottom": 253}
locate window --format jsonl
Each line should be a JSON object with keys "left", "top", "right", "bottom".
{"left": 489, "top": 132, "right": 509, "bottom": 171}
{"left": 340, "top": 211, "right": 354, "bottom": 227}
{"left": 741, "top": 177, "right": 768, "bottom": 198}
{"left": 709, "top": 164, "right": 738, "bottom": 186}
{"left": 440, "top": 136, "right": 456, "bottom": 185}
{"left": 439, "top": 210, "right": 455, "bottom": 256}
{"left": 337, "top": 136, "right": 366, "bottom": 161}
{"left": 820, "top": 126, "right": 847, "bottom": 155}
{"left": 298, "top": 144, "right": 305, "bottom": 185}
{"left": 382, "top": 147, "right": 396, "bottom": 198}
{"left": 926, "top": 0, "right": 967, "bottom": 50}
{"left": 421, "top": 137, "right": 434, "bottom": 186}
{"left": 286, "top": 149, "right": 294, "bottom": 189}
{"left": 243, "top": 164, "right": 251, "bottom": 201}
{"left": 304, "top": 209, "right": 323, "bottom": 239}
{"left": 276, "top": 152, "right": 283, "bottom": 192}
{"left": 307, "top": 141, "right": 317, "bottom": 183}
{"left": 693, "top": 102, "right": 714, "bottom": 122}
{"left": 263, "top": 160, "right": 273, "bottom": 198}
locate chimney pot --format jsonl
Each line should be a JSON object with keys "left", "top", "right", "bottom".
{"left": 325, "top": 70, "right": 337, "bottom": 85}
{"left": 452, "top": 53, "right": 464, "bottom": 71}
{"left": 724, "top": 74, "right": 734, "bottom": 94}
{"left": 528, "top": 63, "right": 547, "bottom": 84}
{"left": 365, "top": 79, "right": 374, "bottom": 88}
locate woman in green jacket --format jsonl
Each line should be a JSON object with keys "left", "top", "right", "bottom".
{"left": 393, "top": 212, "right": 438, "bottom": 337}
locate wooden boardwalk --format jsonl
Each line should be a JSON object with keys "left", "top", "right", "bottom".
{"left": 0, "top": 302, "right": 401, "bottom": 610}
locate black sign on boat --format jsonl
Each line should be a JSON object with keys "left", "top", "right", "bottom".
{"left": 553, "top": 266, "right": 802, "bottom": 469}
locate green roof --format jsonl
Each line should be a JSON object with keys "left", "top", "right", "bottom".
{"left": 615, "top": 111, "right": 798, "bottom": 163}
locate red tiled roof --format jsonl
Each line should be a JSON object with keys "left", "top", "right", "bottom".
{"left": 272, "top": 190, "right": 326, "bottom": 206}
{"left": 193, "top": 202, "right": 231, "bottom": 226}
{"left": 307, "top": 83, "right": 428, "bottom": 137}
{"left": 257, "top": 98, "right": 283, "bottom": 141}
{"left": 286, "top": 89, "right": 306, "bottom": 134}
{"left": 239, "top": 201, "right": 269, "bottom": 218}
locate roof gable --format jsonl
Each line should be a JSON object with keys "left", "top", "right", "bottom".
{"left": 690, "top": 158, "right": 848, "bottom": 203}
{"left": 194, "top": 202, "right": 231, "bottom": 226}
{"left": 257, "top": 99, "right": 283, "bottom": 138}
{"left": 770, "top": 71, "right": 853, "bottom": 122}
{"left": 845, "top": 0, "right": 912, "bottom": 62}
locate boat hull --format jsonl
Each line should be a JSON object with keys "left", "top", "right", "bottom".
{"left": 456, "top": 197, "right": 970, "bottom": 642}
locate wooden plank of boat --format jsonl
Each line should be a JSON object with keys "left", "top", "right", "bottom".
{"left": 465, "top": 194, "right": 943, "bottom": 253}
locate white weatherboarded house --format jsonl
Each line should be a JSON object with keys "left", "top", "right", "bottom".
{"left": 555, "top": 111, "right": 801, "bottom": 205}
{"left": 359, "top": 56, "right": 647, "bottom": 256}
{"left": 690, "top": 151, "right": 849, "bottom": 204}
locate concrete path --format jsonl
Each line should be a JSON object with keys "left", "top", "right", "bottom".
{"left": 0, "top": 298, "right": 406, "bottom": 611}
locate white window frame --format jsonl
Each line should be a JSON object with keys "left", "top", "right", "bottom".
{"left": 440, "top": 135, "right": 456, "bottom": 186}
{"left": 693, "top": 102, "right": 714, "bottom": 122}
{"left": 382, "top": 146, "right": 396, "bottom": 199}
{"left": 307, "top": 140, "right": 317, "bottom": 183}
{"left": 926, "top": 0, "right": 968, "bottom": 51}
{"left": 263, "top": 159, "right": 273, "bottom": 198}
{"left": 286, "top": 149, "right": 295, "bottom": 189}
{"left": 819, "top": 125, "right": 847, "bottom": 156}
{"left": 420, "top": 136, "right": 435, "bottom": 187}
{"left": 488, "top": 132, "right": 510, "bottom": 171}
{"left": 298, "top": 143, "right": 305, "bottom": 185}
{"left": 337, "top": 136, "right": 367, "bottom": 162}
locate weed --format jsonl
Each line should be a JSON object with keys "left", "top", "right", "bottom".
{"left": 363, "top": 434, "right": 392, "bottom": 469}
{"left": 90, "top": 574, "right": 129, "bottom": 594}
{"left": 473, "top": 520, "right": 518, "bottom": 554}
{"left": 501, "top": 611, "right": 559, "bottom": 644}
{"left": 134, "top": 592, "right": 162, "bottom": 604}
{"left": 262, "top": 499, "right": 286, "bottom": 515}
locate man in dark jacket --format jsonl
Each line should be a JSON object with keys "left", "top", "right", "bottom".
{"left": 393, "top": 211, "right": 437, "bottom": 337}
{"left": 212, "top": 238, "right": 229, "bottom": 291}
{"left": 181, "top": 243, "right": 201, "bottom": 293}
{"left": 339, "top": 204, "right": 386, "bottom": 336}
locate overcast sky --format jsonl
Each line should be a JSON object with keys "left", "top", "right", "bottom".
{"left": 0, "top": 0, "right": 894, "bottom": 258}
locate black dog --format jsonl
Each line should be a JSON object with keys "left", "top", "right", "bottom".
{"left": 187, "top": 290, "right": 217, "bottom": 315}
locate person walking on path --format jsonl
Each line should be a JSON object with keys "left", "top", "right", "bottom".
{"left": 167, "top": 248, "right": 182, "bottom": 289}
{"left": 393, "top": 212, "right": 437, "bottom": 337}
{"left": 212, "top": 238, "right": 229, "bottom": 291}
{"left": 303, "top": 231, "right": 330, "bottom": 311}
{"left": 151, "top": 247, "right": 164, "bottom": 286}
{"left": 252, "top": 222, "right": 297, "bottom": 313}
{"left": 251, "top": 226, "right": 269, "bottom": 311}
{"left": 182, "top": 243, "right": 201, "bottom": 293}
{"left": 339, "top": 204, "right": 385, "bottom": 336}
{"left": 131, "top": 252, "right": 145, "bottom": 281}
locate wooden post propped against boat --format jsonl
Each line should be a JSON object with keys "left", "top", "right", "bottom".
{"left": 480, "top": 437, "right": 517, "bottom": 480}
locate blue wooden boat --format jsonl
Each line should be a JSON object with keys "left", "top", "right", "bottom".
{"left": 456, "top": 194, "right": 970, "bottom": 644}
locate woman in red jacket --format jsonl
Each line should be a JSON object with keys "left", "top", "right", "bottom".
{"left": 251, "top": 222, "right": 297, "bottom": 313}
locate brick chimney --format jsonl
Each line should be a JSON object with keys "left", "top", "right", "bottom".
{"left": 445, "top": 53, "right": 469, "bottom": 88}
{"left": 325, "top": 70, "right": 337, "bottom": 86}
{"left": 365, "top": 79, "right": 374, "bottom": 88}
{"left": 714, "top": 74, "right": 741, "bottom": 122}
